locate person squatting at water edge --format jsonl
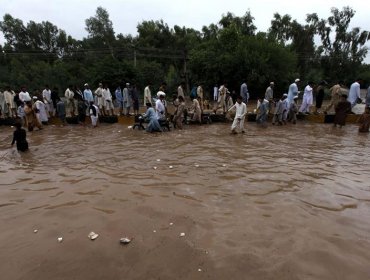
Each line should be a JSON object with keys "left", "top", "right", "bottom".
{"left": 144, "top": 102, "right": 162, "bottom": 133}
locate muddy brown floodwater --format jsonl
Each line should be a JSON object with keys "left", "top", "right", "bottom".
{"left": 0, "top": 122, "right": 370, "bottom": 280}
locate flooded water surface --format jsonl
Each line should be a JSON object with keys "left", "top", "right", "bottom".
{"left": 0, "top": 122, "right": 370, "bottom": 279}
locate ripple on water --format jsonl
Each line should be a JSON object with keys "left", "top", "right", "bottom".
{"left": 1, "top": 122, "right": 370, "bottom": 279}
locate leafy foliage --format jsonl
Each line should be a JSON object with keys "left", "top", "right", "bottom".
{"left": 0, "top": 6, "right": 369, "bottom": 97}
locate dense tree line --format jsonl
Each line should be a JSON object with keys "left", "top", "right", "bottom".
{"left": 0, "top": 6, "right": 369, "bottom": 98}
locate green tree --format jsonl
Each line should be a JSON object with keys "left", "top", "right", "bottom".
{"left": 316, "top": 7, "right": 370, "bottom": 81}
{"left": 85, "top": 6, "right": 115, "bottom": 56}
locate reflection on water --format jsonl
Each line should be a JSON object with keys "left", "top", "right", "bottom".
{"left": 0, "top": 122, "right": 370, "bottom": 279}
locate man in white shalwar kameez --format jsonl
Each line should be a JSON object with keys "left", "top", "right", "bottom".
{"left": 177, "top": 83, "right": 185, "bottom": 99}
{"left": 240, "top": 81, "right": 249, "bottom": 105}
{"left": 287, "top": 79, "right": 300, "bottom": 105}
{"left": 272, "top": 95, "right": 285, "bottom": 125}
{"left": 42, "top": 85, "right": 53, "bottom": 117}
{"left": 143, "top": 83, "right": 152, "bottom": 106}
{"left": 192, "top": 96, "right": 202, "bottom": 123}
{"left": 299, "top": 82, "right": 314, "bottom": 114}
{"left": 19, "top": 87, "right": 31, "bottom": 103}
{"left": 228, "top": 96, "right": 247, "bottom": 134}
{"left": 4, "top": 86, "right": 16, "bottom": 118}
{"left": 103, "top": 85, "right": 114, "bottom": 116}
{"left": 155, "top": 93, "right": 166, "bottom": 120}
{"left": 64, "top": 86, "right": 74, "bottom": 117}
{"left": 0, "top": 90, "right": 8, "bottom": 118}
{"left": 347, "top": 79, "right": 361, "bottom": 109}
{"left": 197, "top": 84, "right": 204, "bottom": 110}
{"left": 89, "top": 101, "right": 99, "bottom": 128}
{"left": 213, "top": 85, "right": 219, "bottom": 101}
{"left": 265, "top": 82, "right": 274, "bottom": 112}
{"left": 214, "top": 83, "right": 229, "bottom": 114}
{"left": 34, "top": 97, "right": 49, "bottom": 124}
{"left": 122, "top": 83, "right": 131, "bottom": 116}
{"left": 94, "top": 83, "right": 105, "bottom": 115}
{"left": 282, "top": 94, "right": 289, "bottom": 124}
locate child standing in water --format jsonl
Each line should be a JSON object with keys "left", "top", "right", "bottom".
{"left": 358, "top": 107, "right": 370, "bottom": 133}
{"left": 228, "top": 95, "right": 247, "bottom": 134}
{"left": 11, "top": 122, "right": 29, "bottom": 152}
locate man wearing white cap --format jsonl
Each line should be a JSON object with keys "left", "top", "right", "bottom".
{"left": 83, "top": 83, "right": 94, "bottom": 115}
{"left": 287, "top": 79, "right": 300, "bottom": 105}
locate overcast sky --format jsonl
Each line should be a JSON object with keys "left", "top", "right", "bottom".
{"left": 1, "top": 0, "right": 369, "bottom": 61}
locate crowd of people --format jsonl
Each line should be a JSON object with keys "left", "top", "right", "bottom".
{"left": 2, "top": 78, "right": 370, "bottom": 152}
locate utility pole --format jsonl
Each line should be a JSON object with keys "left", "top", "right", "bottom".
{"left": 183, "top": 49, "right": 189, "bottom": 94}
{"left": 132, "top": 44, "right": 137, "bottom": 68}
{"left": 134, "top": 48, "right": 137, "bottom": 68}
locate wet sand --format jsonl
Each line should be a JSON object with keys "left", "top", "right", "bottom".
{"left": 0, "top": 121, "right": 370, "bottom": 280}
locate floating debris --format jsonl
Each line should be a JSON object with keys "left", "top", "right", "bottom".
{"left": 33, "top": 229, "right": 38, "bottom": 233}
{"left": 127, "top": 126, "right": 133, "bottom": 129}
{"left": 153, "top": 230, "right": 157, "bottom": 233}
{"left": 153, "top": 166, "right": 157, "bottom": 170}
{"left": 119, "top": 237, "right": 131, "bottom": 245}
{"left": 118, "top": 130, "right": 121, "bottom": 133}
{"left": 169, "top": 223, "right": 174, "bottom": 226}
{"left": 180, "top": 232, "right": 185, "bottom": 237}
{"left": 195, "top": 164, "right": 200, "bottom": 168}
{"left": 88, "top": 232, "right": 99, "bottom": 240}
{"left": 57, "top": 237, "right": 63, "bottom": 242}
{"left": 156, "top": 159, "right": 161, "bottom": 162}
{"left": 169, "top": 166, "right": 173, "bottom": 169}
{"left": 222, "top": 164, "right": 227, "bottom": 167}
{"left": 198, "top": 268, "right": 202, "bottom": 272}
